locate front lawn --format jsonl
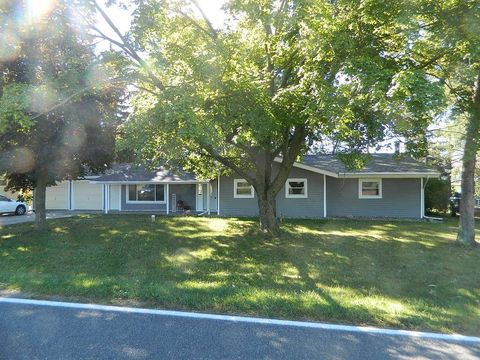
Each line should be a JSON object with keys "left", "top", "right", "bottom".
{"left": 0, "top": 215, "right": 479, "bottom": 335}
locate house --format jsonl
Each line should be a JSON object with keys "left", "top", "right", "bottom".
{"left": 0, "top": 177, "right": 23, "bottom": 200}
{"left": 43, "top": 154, "right": 439, "bottom": 219}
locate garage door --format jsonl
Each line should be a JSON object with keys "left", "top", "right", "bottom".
{"left": 73, "top": 181, "right": 103, "bottom": 210}
{"left": 46, "top": 181, "right": 69, "bottom": 210}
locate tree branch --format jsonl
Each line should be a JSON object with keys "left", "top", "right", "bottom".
{"left": 28, "top": 79, "right": 126, "bottom": 122}
{"left": 270, "top": 125, "right": 306, "bottom": 193}
{"left": 89, "top": 26, "right": 138, "bottom": 60}
{"left": 200, "top": 142, "right": 255, "bottom": 184}
{"left": 189, "top": 0, "right": 218, "bottom": 39}
{"left": 175, "top": 9, "right": 218, "bottom": 40}
{"left": 92, "top": 0, "right": 166, "bottom": 91}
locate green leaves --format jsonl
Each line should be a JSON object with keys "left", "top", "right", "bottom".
{"left": 0, "top": 84, "right": 33, "bottom": 132}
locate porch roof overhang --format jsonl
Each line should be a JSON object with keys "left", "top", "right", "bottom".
{"left": 89, "top": 163, "right": 204, "bottom": 184}
{"left": 90, "top": 180, "right": 208, "bottom": 184}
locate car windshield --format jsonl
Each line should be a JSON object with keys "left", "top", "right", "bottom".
{"left": 0, "top": 195, "right": 10, "bottom": 201}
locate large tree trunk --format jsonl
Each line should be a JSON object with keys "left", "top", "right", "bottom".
{"left": 34, "top": 169, "right": 48, "bottom": 230}
{"left": 457, "top": 73, "right": 480, "bottom": 247}
{"left": 257, "top": 190, "right": 278, "bottom": 235}
{"left": 457, "top": 150, "right": 477, "bottom": 245}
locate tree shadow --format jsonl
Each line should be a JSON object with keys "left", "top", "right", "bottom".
{"left": 0, "top": 215, "right": 479, "bottom": 335}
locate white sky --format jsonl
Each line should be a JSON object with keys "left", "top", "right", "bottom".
{"left": 96, "top": 0, "right": 228, "bottom": 42}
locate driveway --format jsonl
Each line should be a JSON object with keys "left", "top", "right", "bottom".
{"left": 0, "top": 211, "right": 74, "bottom": 226}
{"left": 1, "top": 298, "right": 479, "bottom": 360}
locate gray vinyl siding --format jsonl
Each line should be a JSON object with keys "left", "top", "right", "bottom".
{"left": 326, "top": 177, "right": 421, "bottom": 218}
{"left": 276, "top": 167, "right": 324, "bottom": 218}
{"left": 121, "top": 185, "right": 166, "bottom": 212}
{"left": 218, "top": 167, "right": 325, "bottom": 218}
{"left": 218, "top": 176, "right": 258, "bottom": 216}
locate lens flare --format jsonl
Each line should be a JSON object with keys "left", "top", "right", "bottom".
{"left": 27, "top": 85, "right": 58, "bottom": 114}
{"left": 0, "top": 147, "right": 35, "bottom": 174}
{"left": 26, "top": 0, "right": 58, "bottom": 22}
{"left": 0, "top": 28, "right": 21, "bottom": 61}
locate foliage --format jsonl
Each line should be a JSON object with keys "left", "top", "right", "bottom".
{"left": 0, "top": 1, "right": 126, "bottom": 225}
{"left": 406, "top": 0, "right": 480, "bottom": 245}
{"left": 0, "top": 215, "right": 479, "bottom": 335}
{"left": 98, "top": 0, "right": 447, "bottom": 232}
{"left": 425, "top": 178, "right": 451, "bottom": 213}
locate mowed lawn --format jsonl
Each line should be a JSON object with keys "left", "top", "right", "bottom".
{"left": 0, "top": 215, "right": 479, "bottom": 335}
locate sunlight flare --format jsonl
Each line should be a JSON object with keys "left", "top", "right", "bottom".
{"left": 26, "top": 0, "right": 57, "bottom": 23}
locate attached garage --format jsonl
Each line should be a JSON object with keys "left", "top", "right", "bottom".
{"left": 72, "top": 181, "right": 103, "bottom": 210}
{"left": 45, "top": 181, "right": 69, "bottom": 210}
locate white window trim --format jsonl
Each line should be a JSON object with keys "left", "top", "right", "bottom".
{"left": 285, "top": 178, "right": 308, "bottom": 198}
{"left": 126, "top": 184, "right": 167, "bottom": 204}
{"left": 233, "top": 179, "right": 254, "bottom": 198}
{"left": 358, "top": 178, "right": 382, "bottom": 199}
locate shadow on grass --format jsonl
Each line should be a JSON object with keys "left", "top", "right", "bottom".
{"left": 0, "top": 215, "right": 479, "bottom": 335}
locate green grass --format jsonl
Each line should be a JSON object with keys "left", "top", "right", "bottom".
{"left": 0, "top": 215, "right": 479, "bottom": 335}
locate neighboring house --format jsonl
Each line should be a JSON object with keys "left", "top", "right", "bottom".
{"left": 43, "top": 154, "right": 439, "bottom": 219}
{"left": 0, "top": 177, "right": 19, "bottom": 199}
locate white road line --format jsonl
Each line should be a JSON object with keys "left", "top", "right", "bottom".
{"left": 1, "top": 297, "right": 479, "bottom": 343}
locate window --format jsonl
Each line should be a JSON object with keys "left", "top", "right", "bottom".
{"left": 0, "top": 195, "right": 9, "bottom": 202}
{"left": 197, "top": 184, "right": 203, "bottom": 196}
{"left": 359, "top": 179, "right": 382, "bottom": 199}
{"left": 285, "top": 178, "right": 308, "bottom": 198}
{"left": 234, "top": 179, "right": 254, "bottom": 198}
{"left": 127, "top": 184, "right": 165, "bottom": 202}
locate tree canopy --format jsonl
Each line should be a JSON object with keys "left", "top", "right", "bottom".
{"left": 402, "top": 0, "right": 480, "bottom": 245}
{"left": 91, "top": 0, "right": 446, "bottom": 233}
{"left": 0, "top": 0, "right": 125, "bottom": 227}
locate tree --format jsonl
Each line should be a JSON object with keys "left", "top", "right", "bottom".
{"left": 93, "top": 0, "right": 442, "bottom": 234}
{"left": 405, "top": 0, "right": 480, "bottom": 246}
{"left": 0, "top": 0, "right": 124, "bottom": 229}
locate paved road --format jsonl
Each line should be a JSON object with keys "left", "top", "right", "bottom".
{"left": 1, "top": 300, "right": 479, "bottom": 360}
{"left": 0, "top": 212, "right": 73, "bottom": 226}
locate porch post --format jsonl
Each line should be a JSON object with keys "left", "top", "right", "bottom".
{"left": 420, "top": 178, "right": 424, "bottom": 219}
{"left": 217, "top": 175, "right": 220, "bottom": 216}
{"left": 102, "top": 185, "right": 106, "bottom": 214}
{"left": 323, "top": 174, "right": 327, "bottom": 218}
{"left": 68, "top": 180, "right": 72, "bottom": 211}
{"left": 118, "top": 185, "right": 121, "bottom": 211}
{"left": 207, "top": 182, "right": 211, "bottom": 215}
{"left": 104, "top": 184, "right": 109, "bottom": 214}
{"left": 166, "top": 183, "right": 170, "bottom": 215}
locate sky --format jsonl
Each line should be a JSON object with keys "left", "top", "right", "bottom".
{"left": 96, "top": 0, "right": 228, "bottom": 42}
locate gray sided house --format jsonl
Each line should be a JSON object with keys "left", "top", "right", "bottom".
{"left": 44, "top": 154, "right": 439, "bottom": 219}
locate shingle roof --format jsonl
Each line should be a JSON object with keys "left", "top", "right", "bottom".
{"left": 93, "top": 154, "right": 438, "bottom": 183}
{"left": 92, "top": 164, "right": 197, "bottom": 183}
{"left": 301, "top": 153, "right": 438, "bottom": 175}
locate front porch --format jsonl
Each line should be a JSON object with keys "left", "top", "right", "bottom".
{"left": 100, "top": 181, "right": 219, "bottom": 215}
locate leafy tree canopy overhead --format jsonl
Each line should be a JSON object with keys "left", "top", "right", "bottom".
{"left": 117, "top": 0, "right": 444, "bottom": 177}
{"left": 0, "top": 0, "right": 126, "bottom": 227}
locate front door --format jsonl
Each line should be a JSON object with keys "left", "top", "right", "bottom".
{"left": 196, "top": 184, "right": 204, "bottom": 211}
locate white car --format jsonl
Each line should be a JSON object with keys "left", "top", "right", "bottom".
{"left": 0, "top": 195, "right": 27, "bottom": 215}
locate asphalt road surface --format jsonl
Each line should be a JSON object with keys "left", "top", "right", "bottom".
{"left": 1, "top": 299, "right": 479, "bottom": 360}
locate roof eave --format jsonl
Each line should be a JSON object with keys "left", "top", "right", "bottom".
{"left": 273, "top": 157, "right": 339, "bottom": 177}
{"left": 90, "top": 180, "right": 207, "bottom": 184}
{"left": 339, "top": 172, "right": 441, "bottom": 178}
